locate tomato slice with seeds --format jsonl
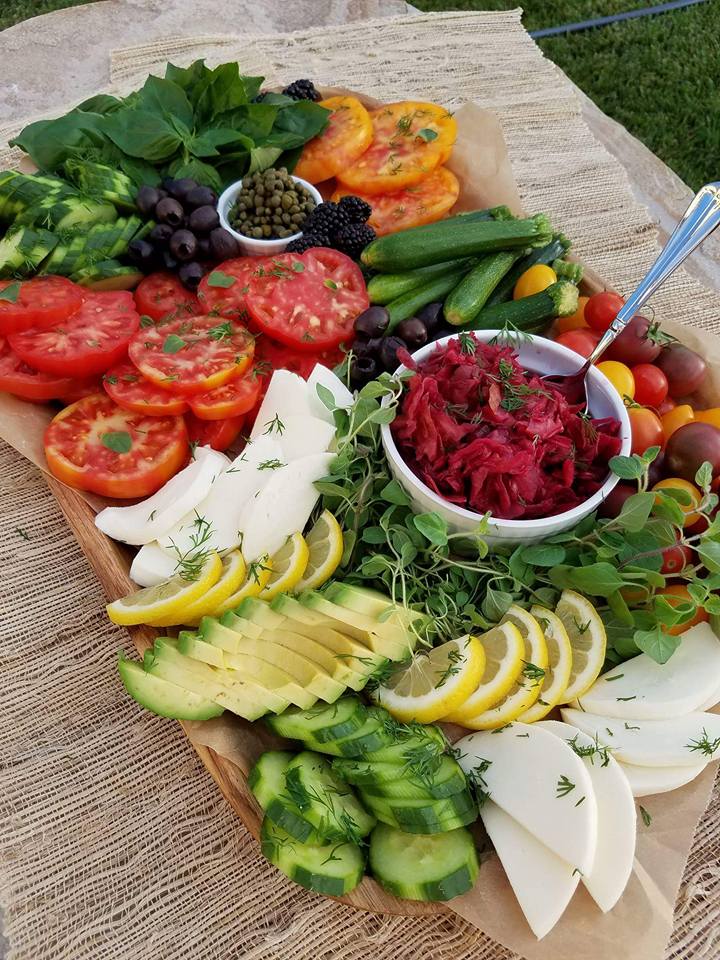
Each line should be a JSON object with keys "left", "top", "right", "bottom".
{"left": 254, "top": 336, "right": 344, "bottom": 381}
{"left": 245, "top": 248, "right": 368, "bottom": 352}
{"left": 186, "top": 412, "right": 246, "bottom": 452}
{"left": 128, "top": 313, "right": 255, "bottom": 396}
{"left": 134, "top": 272, "right": 200, "bottom": 322}
{"left": 196, "top": 258, "right": 256, "bottom": 318}
{"left": 294, "top": 96, "right": 373, "bottom": 184}
{"left": 59, "top": 377, "right": 104, "bottom": 405}
{"left": 0, "top": 336, "right": 77, "bottom": 401}
{"left": 8, "top": 291, "right": 140, "bottom": 378}
{"left": 0, "top": 276, "right": 84, "bottom": 335}
{"left": 188, "top": 367, "right": 262, "bottom": 420}
{"left": 103, "top": 361, "right": 189, "bottom": 416}
{"left": 44, "top": 393, "right": 188, "bottom": 498}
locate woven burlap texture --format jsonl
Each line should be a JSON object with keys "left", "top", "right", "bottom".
{"left": 1, "top": 10, "right": 718, "bottom": 960}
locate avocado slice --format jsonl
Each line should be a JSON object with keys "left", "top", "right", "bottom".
{"left": 118, "top": 657, "right": 224, "bottom": 721}
{"left": 236, "top": 596, "right": 285, "bottom": 631}
{"left": 177, "top": 630, "right": 225, "bottom": 669}
{"left": 299, "top": 592, "right": 411, "bottom": 661}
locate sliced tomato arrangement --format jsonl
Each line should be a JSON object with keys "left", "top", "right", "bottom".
{"left": 103, "top": 361, "right": 190, "bottom": 416}
{"left": 189, "top": 369, "right": 262, "bottom": 420}
{"left": 0, "top": 336, "right": 78, "bottom": 401}
{"left": 186, "top": 411, "right": 246, "bottom": 452}
{"left": 294, "top": 96, "right": 373, "bottom": 184}
{"left": 254, "top": 335, "right": 344, "bottom": 381}
{"left": 128, "top": 313, "right": 255, "bottom": 395}
{"left": 0, "top": 277, "right": 85, "bottom": 335}
{"left": 245, "top": 248, "right": 368, "bottom": 351}
{"left": 44, "top": 393, "right": 188, "bottom": 498}
{"left": 196, "top": 258, "right": 256, "bottom": 318}
{"left": 134, "top": 272, "right": 200, "bottom": 322}
{"left": 9, "top": 291, "right": 140, "bottom": 378}
{"left": 59, "top": 378, "right": 104, "bottom": 405}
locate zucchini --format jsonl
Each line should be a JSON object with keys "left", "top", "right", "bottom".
{"left": 261, "top": 817, "right": 365, "bottom": 896}
{"left": 361, "top": 213, "right": 552, "bottom": 272}
{"left": 367, "top": 258, "right": 476, "bottom": 305}
{"left": 285, "top": 752, "right": 376, "bottom": 841}
{"left": 265, "top": 697, "right": 368, "bottom": 744}
{"left": 469, "top": 280, "right": 579, "bottom": 332}
{"left": 369, "top": 824, "right": 479, "bottom": 901}
{"left": 0, "top": 224, "right": 58, "bottom": 277}
{"left": 553, "top": 258, "right": 584, "bottom": 284}
{"left": 485, "top": 234, "right": 571, "bottom": 306}
{"left": 63, "top": 158, "right": 137, "bottom": 211}
{"left": 387, "top": 265, "right": 473, "bottom": 331}
{"left": 71, "top": 260, "right": 143, "bottom": 290}
{"left": 443, "top": 251, "right": 523, "bottom": 326}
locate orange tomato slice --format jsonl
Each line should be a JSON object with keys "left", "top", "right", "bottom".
{"left": 332, "top": 167, "right": 459, "bottom": 236}
{"left": 294, "top": 96, "right": 373, "bottom": 184}
{"left": 336, "top": 101, "right": 457, "bottom": 195}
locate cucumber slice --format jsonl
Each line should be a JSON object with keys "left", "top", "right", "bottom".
{"left": 331, "top": 758, "right": 402, "bottom": 787}
{"left": 71, "top": 260, "right": 142, "bottom": 290}
{"left": 285, "top": 751, "right": 376, "bottom": 842}
{"left": 266, "top": 697, "right": 368, "bottom": 743}
{"left": 359, "top": 789, "right": 477, "bottom": 834}
{"left": 249, "top": 751, "right": 319, "bottom": 843}
{"left": 301, "top": 711, "right": 395, "bottom": 758}
{"left": 0, "top": 224, "right": 58, "bottom": 277}
{"left": 118, "top": 657, "right": 224, "bottom": 721}
{"left": 39, "top": 232, "right": 87, "bottom": 277}
{"left": 369, "top": 824, "right": 479, "bottom": 901}
{"left": 364, "top": 724, "right": 446, "bottom": 763}
{"left": 261, "top": 818, "right": 365, "bottom": 896}
{"left": 361, "top": 755, "right": 468, "bottom": 801}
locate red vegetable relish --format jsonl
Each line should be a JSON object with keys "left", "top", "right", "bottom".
{"left": 392, "top": 337, "right": 622, "bottom": 521}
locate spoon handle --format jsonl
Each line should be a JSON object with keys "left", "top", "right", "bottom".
{"left": 587, "top": 182, "right": 720, "bottom": 367}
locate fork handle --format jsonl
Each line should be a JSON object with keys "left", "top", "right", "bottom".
{"left": 587, "top": 182, "right": 720, "bottom": 367}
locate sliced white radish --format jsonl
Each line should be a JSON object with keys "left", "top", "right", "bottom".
{"left": 130, "top": 542, "right": 177, "bottom": 587}
{"left": 481, "top": 800, "right": 579, "bottom": 940}
{"left": 157, "top": 437, "right": 282, "bottom": 557}
{"left": 538, "top": 719, "right": 636, "bottom": 913}
{"left": 249, "top": 370, "right": 312, "bottom": 439}
{"left": 307, "top": 363, "right": 353, "bottom": 423}
{"left": 454, "top": 724, "right": 597, "bottom": 873}
{"left": 561, "top": 708, "right": 720, "bottom": 767}
{"left": 577, "top": 623, "right": 720, "bottom": 720}
{"left": 618, "top": 760, "right": 708, "bottom": 798}
{"left": 275, "top": 415, "right": 335, "bottom": 461}
{"left": 697, "top": 679, "right": 720, "bottom": 712}
{"left": 237, "top": 452, "right": 334, "bottom": 560}
{"left": 95, "top": 447, "right": 229, "bottom": 546}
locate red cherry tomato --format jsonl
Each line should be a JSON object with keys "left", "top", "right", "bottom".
{"left": 660, "top": 541, "right": 693, "bottom": 575}
{"left": 555, "top": 329, "right": 600, "bottom": 359}
{"left": 134, "top": 272, "right": 200, "bottom": 322}
{"left": 657, "top": 396, "right": 676, "bottom": 417}
{"left": 631, "top": 363, "right": 668, "bottom": 408}
{"left": 0, "top": 276, "right": 84, "bottom": 335}
{"left": 628, "top": 406, "right": 664, "bottom": 456}
{"left": 584, "top": 291, "right": 624, "bottom": 333}
{"left": 186, "top": 412, "right": 246, "bottom": 452}
{"left": 598, "top": 481, "right": 636, "bottom": 519}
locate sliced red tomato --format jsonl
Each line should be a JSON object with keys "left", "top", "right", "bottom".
{"left": 186, "top": 412, "right": 246, "bottom": 452}
{"left": 0, "top": 277, "right": 84, "bottom": 335}
{"left": 196, "top": 258, "right": 257, "bottom": 318}
{"left": 189, "top": 368, "right": 262, "bottom": 420}
{"left": 245, "top": 248, "right": 368, "bottom": 352}
{"left": 128, "top": 313, "right": 255, "bottom": 396}
{"left": 254, "top": 335, "right": 343, "bottom": 380}
{"left": 60, "top": 377, "right": 103, "bottom": 404}
{"left": 0, "top": 336, "right": 77, "bottom": 401}
{"left": 8, "top": 291, "right": 140, "bottom": 378}
{"left": 103, "top": 361, "right": 189, "bottom": 416}
{"left": 134, "top": 272, "right": 200, "bottom": 322}
{"left": 44, "top": 393, "right": 188, "bottom": 498}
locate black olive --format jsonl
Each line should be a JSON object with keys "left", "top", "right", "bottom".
{"left": 165, "top": 177, "right": 198, "bottom": 202}
{"left": 366, "top": 337, "right": 384, "bottom": 356}
{"left": 350, "top": 339, "right": 374, "bottom": 359}
{"left": 155, "top": 188, "right": 168, "bottom": 202}
{"left": 416, "top": 301, "right": 444, "bottom": 334}
{"left": 349, "top": 355, "right": 377, "bottom": 389}
{"left": 197, "top": 237, "right": 211, "bottom": 259}
{"left": 169, "top": 229, "right": 198, "bottom": 262}
{"left": 127, "top": 238, "right": 155, "bottom": 265}
{"left": 178, "top": 261, "right": 205, "bottom": 290}
{"left": 149, "top": 223, "right": 174, "bottom": 246}
{"left": 156, "top": 197, "right": 184, "bottom": 227}
{"left": 209, "top": 227, "right": 241, "bottom": 261}
{"left": 354, "top": 305, "right": 390, "bottom": 339}
{"left": 433, "top": 327, "right": 456, "bottom": 342}
{"left": 188, "top": 205, "right": 220, "bottom": 235}
{"left": 161, "top": 176, "right": 176, "bottom": 191}
{"left": 162, "top": 250, "right": 179, "bottom": 271}
{"left": 396, "top": 317, "right": 428, "bottom": 351}
{"left": 136, "top": 185, "right": 161, "bottom": 217}
{"left": 379, "top": 336, "right": 407, "bottom": 372}
{"left": 186, "top": 185, "right": 218, "bottom": 209}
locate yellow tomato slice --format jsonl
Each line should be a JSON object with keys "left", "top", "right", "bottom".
{"left": 294, "top": 96, "right": 373, "bottom": 184}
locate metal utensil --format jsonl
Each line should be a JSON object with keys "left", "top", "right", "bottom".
{"left": 543, "top": 181, "right": 720, "bottom": 408}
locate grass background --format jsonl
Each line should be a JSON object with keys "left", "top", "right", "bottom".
{"left": 3, "top": 1, "right": 717, "bottom": 190}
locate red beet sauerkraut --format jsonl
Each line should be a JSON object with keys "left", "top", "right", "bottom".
{"left": 391, "top": 337, "right": 622, "bottom": 521}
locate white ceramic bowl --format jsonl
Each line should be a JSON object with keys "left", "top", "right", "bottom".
{"left": 380, "top": 330, "right": 632, "bottom": 545}
{"left": 217, "top": 175, "right": 323, "bottom": 257}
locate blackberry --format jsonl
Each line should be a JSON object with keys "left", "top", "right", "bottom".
{"left": 282, "top": 79, "right": 321, "bottom": 102}
{"left": 337, "top": 194, "right": 372, "bottom": 224}
{"left": 334, "top": 223, "right": 376, "bottom": 260}
{"left": 304, "top": 201, "right": 349, "bottom": 235}
{"left": 285, "top": 233, "right": 330, "bottom": 253}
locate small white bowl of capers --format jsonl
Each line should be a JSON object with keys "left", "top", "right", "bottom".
{"left": 218, "top": 168, "right": 323, "bottom": 257}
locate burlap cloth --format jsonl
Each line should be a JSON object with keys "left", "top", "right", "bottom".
{"left": 1, "top": 10, "right": 719, "bottom": 960}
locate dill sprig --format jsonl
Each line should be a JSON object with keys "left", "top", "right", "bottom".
{"left": 167, "top": 513, "right": 214, "bottom": 581}
{"left": 556, "top": 775, "right": 576, "bottom": 798}
{"left": 686, "top": 729, "right": 720, "bottom": 758}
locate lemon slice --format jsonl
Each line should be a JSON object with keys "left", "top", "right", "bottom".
{"left": 294, "top": 510, "right": 344, "bottom": 593}
{"left": 443, "top": 622, "right": 524, "bottom": 723}
{"left": 107, "top": 553, "right": 223, "bottom": 626}
{"left": 457, "top": 605, "right": 549, "bottom": 730}
{"left": 518, "top": 606, "right": 573, "bottom": 723}
{"left": 155, "top": 550, "right": 247, "bottom": 627}
{"left": 210, "top": 555, "right": 273, "bottom": 618}
{"left": 258, "top": 532, "right": 310, "bottom": 601}
{"left": 371, "top": 635, "right": 486, "bottom": 723}
{"left": 555, "top": 590, "right": 607, "bottom": 703}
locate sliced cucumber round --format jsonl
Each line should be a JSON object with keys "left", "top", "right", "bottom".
{"left": 285, "top": 751, "right": 376, "bottom": 842}
{"left": 364, "top": 724, "right": 446, "bottom": 763}
{"left": 301, "top": 712, "right": 395, "bottom": 758}
{"left": 331, "top": 758, "right": 403, "bottom": 787}
{"left": 265, "top": 697, "right": 368, "bottom": 744}
{"left": 249, "top": 750, "right": 319, "bottom": 843}
{"left": 261, "top": 817, "right": 365, "bottom": 897}
{"left": 360, "top": 789, "right": 477, "bottom": 834}
{"left": 369, "top": 823, "right": 479, "bottom": 901}
{"left": 365, "top": 755, "right": 469, "bottom": 801}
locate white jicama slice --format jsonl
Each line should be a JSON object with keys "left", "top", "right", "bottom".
{"left": 275, "top": 415, "right": 335, "bottom": 461}
{"left": 130, "top": 542, "right": 177, "bottom": 587}
{"left": 538, "top": 719, "right": 636, "bottom": 913}
{"left": 577, "top": 623, "right": 720, "bottom": 720}
{"left": 237, "top": 452, "right": 334, "bottom": 561}
{"left": 481, "top": 800, "right": 580, "bottom": 940}
{"left": 249, "top": 369, "right": 312, "bottom": 438}
{"left": 157, "top": 438, "right": 283, "bottom": 557}
{"left": 561, "top": 708, "right": 720, "bottom": 767}
{"left": 454, "top": 724, "right": 598, "bottom": 873}
{"left": 618, "top": 759, "right": 708, "bottom": 798}
{"left": 307, "top": 363, "right": 353, "bottom": 423}
{"left": 95, "top": 447, "right": 229, "bottom": 545}
{"left": 696, "top": 678, "right": 720, "bottom": 712}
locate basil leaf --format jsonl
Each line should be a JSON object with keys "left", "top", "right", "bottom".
{"left": 248, "top": 145, "right": 284, "bottom": 173}
{"left": 413, "top": 512, "right": 449, "bottom": 547}
{"left": 137, "top": 75, "right": 194, "bottom": 130}
{"left": 101, "top": 431, "right": 132, "bottom": 454}
{"left": 102, "top": 108, "right": 182, "bottom": 162}
{"left": 634, "top": 626, "right": 681, "bottom": 664}
{"left": 10, "top": 109, "right": 107, "bottom": 171}
{"left": 166, "top": 156, "right": 222, "bottom": 192}
{"left": 0, "top": 282, "right": 21, "bottom": 303}
{"left": 207, "top": 271, "right": 236, "bottom": 288}
{"left": 520, "top": 543, "right": 566, "bottom": 567}
{"left": 162, "top": 334, "right": 187, "bottom": 354}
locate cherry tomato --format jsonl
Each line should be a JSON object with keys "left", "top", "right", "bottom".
{"left": 0, "top": 336, "right": 77, "bottom": 401}
{"left": 44, "top": 393, "right": 188, "bottom": 498}
{"left": 197, "top": 258, "right": 257, "bottom": 319}
{"left": 596, "top": 360, "right": 635, "bottom": 400}
{"left": 0, "top": 277, "right": 84, "bottom": 335}
{"left": 631, "top": 363, "right": 668, "bottom": 408}
{"left": 584, "top": 291, "right": 624, "bottom": 333}
{"left": 604, "top": 315, "right": 662, "bottom": 365}
{"left": 652, "top": 478, "right": 703, "bottom": 527}
{"left": 598, "top": 481, "right": 635, "bottom": 519}
{"left": 134, "top": 272, "right": 200, "bottom": 322}
{"left": 655, "top": 343, "right": 707, "bottom": 398}
{"left": 186, "top": 412, "right": 246, "bottom": 452}
{"left": 656, "top": 396, "right": 676, "bottom": 417}
{"left": 661, "top": 403, "right": 694, "bottom": 440}
{"left": 103, "top": 361, "right": 189, "bottom": 416}
{"left": 555, "top": 329, "right": 600, "bottom": 359}
{"left": 628, "top": 406, "right": 663, "bottom": 456}
{"left": 665, "top": 421, "right": 720, "bottom": 482}
{"left": 513, "top": 264, "right": 557, "bottom": 300}
{"left": 188, "top": 369, "right": 262, "bottom": 421}
{"left": 695, "top": 408, "right": 720, "bottom": 429}
{"left": 660, "top": 541, "right": 693, "bottom": 575}
{"left": 656, "top": 584, "right": 709, "bottom": 636}
{"left": 555, "top": 296, "right": 589, "bottom": 334}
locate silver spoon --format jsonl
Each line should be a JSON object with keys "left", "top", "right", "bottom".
{"left": 543, "top": 181, "right": 720, "bottom": 408}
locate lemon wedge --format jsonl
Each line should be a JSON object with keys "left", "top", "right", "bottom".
{"left": 518, "top": 606, "right": 573, "bottom": 723}
{"left": 443, "top": 621, "right": 524, "bottom": 723}
{"left": 107, "top": 553, "right": 223, "bottom": 626}
{"left": 555, "top": 590, "right": 607, "bottom": 703}
{"left": 371, "top": 634, "right": 486, "bottom": 723}
{"left": 154, "top": 550, "right": 247, "bottom": 627}
{"left": 258, "top": 532, "right": 310, "bottom": 601}
{"left": 209, "top": 554, "right": 273, "bottom": 618}
{"left": 294, "top": 510, "right": 344, "bottom": 593}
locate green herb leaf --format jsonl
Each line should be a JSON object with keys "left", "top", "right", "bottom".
{"left": 323, "top": 279, "right": 338, "bottom": 290}
{"left": 634, "top": 626, "right": 680, "bottom": 664}
{"left": 698, "top": 541, "right": 720, "bottom": 574}
{"left": 315, "top": 383, "right": 337, "bottom": 412}
{"left": 617, "top": 492, "right": 654, "bottom": 533}
{"left": 207, "top": 270, "right": 237, "bottom": 288}
{"left": 0, "top": 282, "right": 21, "bottom": 303}
{"left": 162, "top": 334, "right": 187, "bottom": 354}
{"left": 139, "top": 315, "right": 155, "bottom": 328}
{"left": 609, "top": 454, "right": 645, "bottom": 481}
{"left": 520, "top": 543, "right": 566, "bottom": 567}
{"left": 482, "top": 585, "right": 514, "bottom": 622}
{"left": 695, "top": 460, "right": 713, "bottom": 491}
{"left": 550, "top": 562, "right": 626, "bottom": 597}
{"left": 413, "top": 512, "right": 449, "bottom": 547}
{"left": 380, "top": 479, "right": 412, "bottom": 507}
{"left": 101, "top": 430, "right": 132, "bottom": 454}
{"left": 292, "top": 260, "right": 305, "bottom": 272}
{"left": 417, "top": 128, "right": 438, "bottom": 142}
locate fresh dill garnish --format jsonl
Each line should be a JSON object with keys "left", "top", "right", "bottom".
{"left": 435, "top": 647, "right": 463, "bottom": 688}
{"left": 491, "top": 723, "right": 513, "bottom": 734}
{"left": 168, "top": 513, "right": 214, "bottom": 581}
{"left": 616, "top": 695, "right": 637, "bottom": 702}
{"left": 575, "top": 795, "right": 586, "bottom": 807}
{"left": 521, "top": 660, "right": 546, "bottom": 686}
{"left": 686, "top": 729, "right": 720, "bottom": 758}
{"left": 465, "top": 758, "right": 492, "bottom": 808}
{"left": 639, "top": 805, "right": 652, "bottom": 827}
{"left": 207, "top": 321, "right": 233, "bottom": 341}
{"left": 624, "top": 722, "right": 640, "bottom": 731}
{"left": 556, "top": 775, "right": 576, "bottom": 798}
{"left": 15, "top": 527, "right": 30, "bottom": 540}
{"left": 258, "top": 459, "right": 285, "bottom": 471}
{"left": 262, "top": 414, "right": 286, "bottom": 436}
{"left": 567, "top": 734, "right": 610, "bottom": 767}
{"left": 458, "top": 331, "right": 477, "bottom": 355}
{"left": 604, "top": 673, "right": 624, "bottom": 682}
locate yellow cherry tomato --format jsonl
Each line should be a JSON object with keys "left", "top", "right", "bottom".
{"left": 596, "top": 360, "right": 635, "bottom": 400}
{"left": 695, "top": 408, "right": 720, "bottom": 429}
{"left": 513, "top": 264, "right": 557, "bottom": 300}
{"left": 555, "top": 295, "right": 589, "bottom": 334}
{"left": 661, "top": 403, "right": 694, "bottom": 440}
{"left": 652, "top": 477, "right": 703, "bottom": 527}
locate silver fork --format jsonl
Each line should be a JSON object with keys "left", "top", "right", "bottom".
{"left": 543, "top": 181, "right": 720, "bottom": 408}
